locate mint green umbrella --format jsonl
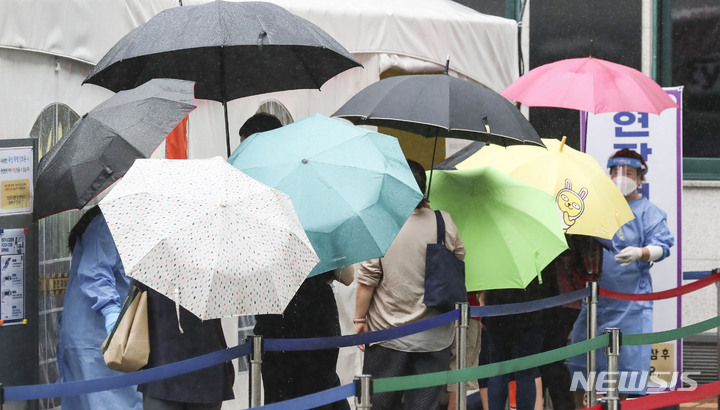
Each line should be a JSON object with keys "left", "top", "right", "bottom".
{"left": 428, "top": 167, "right": 568, "bottom": 291}
{"left": 228, "top": 113, "right": 423, "bottom": 276}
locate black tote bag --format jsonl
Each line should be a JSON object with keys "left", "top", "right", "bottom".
{"left": 424, "top": 210, "right": 467, "bottom": 312}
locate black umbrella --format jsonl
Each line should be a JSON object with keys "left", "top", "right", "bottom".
{"left": 332, "top": 72, "right": 542, "bottom": 146}
{"left": 83, "top": 1, "right": 361, "bottom": 156}
{"left": 34, "top": 78, "right": 196, "bottom": 220}
{"left": 332, "top": 67, "right": 543, "bottom": 196}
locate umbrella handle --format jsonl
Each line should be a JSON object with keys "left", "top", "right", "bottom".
{"left": 174, "top": 287, "right": 185, "bottom": 334}
{"left": 223, "top": 101, "right": 231, "bottom": 157}
{"left": 427, "top": 135, "right": 439, "bottom": 201}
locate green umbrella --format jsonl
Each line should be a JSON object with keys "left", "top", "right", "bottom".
{"left": 228, "top": 113, "right": 423, "bottom": 276}
{"left": 427, "top": 167, "right": 568, "bottom": 291}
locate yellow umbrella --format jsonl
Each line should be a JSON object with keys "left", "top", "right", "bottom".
{"left": 456, "top": 137, "right": 634, "bottom": 239}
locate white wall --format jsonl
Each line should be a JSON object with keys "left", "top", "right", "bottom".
{"left": 681, "top": 180, "right": 720, "bottom": 332}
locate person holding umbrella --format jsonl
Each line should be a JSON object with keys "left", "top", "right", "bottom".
{"left": 138, "top": 286, "right": 235, "bottom": 410}
{"left": 568, "top": 148, "right": 675, "bottom": 405}
{"left": 56, "top": 206, "right": 142, "bottom": 410}
{"left": 354, "top": 160, "right": 465, "bottom": 410}
{"left": 239, "top": 112, "right": 283, "bottom": 142}
{"left": 254, "top": 266, "right": 354, "bottom": 409}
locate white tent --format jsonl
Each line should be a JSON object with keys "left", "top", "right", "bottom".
{"left": 0, "top": 0, "right": 518, "bottom": 157}
{"left": 1, "top": 1, "right": 518, "bottom": 407}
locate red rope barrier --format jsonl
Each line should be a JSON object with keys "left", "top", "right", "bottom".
{"left": 622, "top": 380, "right": 720, "bottom": 409}
{"left": 582, "top": 380, "right": 720, "bottom": 409}
{"left": 599, "top": 272, "right": 720, "bottom": 301}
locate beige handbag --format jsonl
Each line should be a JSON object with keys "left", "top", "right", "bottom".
{"left": 101, "top": 284, "right": 150, "bottom": 372}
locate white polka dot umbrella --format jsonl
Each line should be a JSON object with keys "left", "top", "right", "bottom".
{"left": 99, "top": 157, "right": 319, "bottom": 320}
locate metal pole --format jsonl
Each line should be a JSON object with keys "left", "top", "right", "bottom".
{"left": 603, "top": 328, "right": 621, "bottom": 410}
{"left": 457, "top": 302, "right": 469, "bottom": 410}
{"left": 586, "top": 281, "right": 598, "bottom": 406}
{"left": 248, "top": 335, "right": 263, "bottom": 408}
{"left": 1, "top": 382, "right": 4, "bottom": 410}
{"left": 355, "top": 374, "right": 373, "bottom": 410}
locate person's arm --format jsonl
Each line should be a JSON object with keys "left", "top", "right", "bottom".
{"left": 75, "top": 216, "right": 125, "bottom": 334}
{"left": 442, "top": 211, "right": 466, "bottom": 261}
{"left": 334, "top": 264, "right": 355, "bottom": 286}
{"left": 616, "top": 205, "right": 675, "bottom": 266}
{"left": 355, "top": 258, "right": 381, "bottom": 350}
{"left": 354, "top": 282, "right": 374, "bottom": 351}
{"left": 615, "top": 246, "right": 659, "bottom": 265}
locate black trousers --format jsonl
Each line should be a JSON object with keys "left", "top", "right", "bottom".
{"left": 262, "top": 348, "right": 349, "bottom": 409}
{"left": 362, "top": 344, "right": 451, "bottom": 410}
{"left": 540, "top": 307, "right": 580, "bottom": 410}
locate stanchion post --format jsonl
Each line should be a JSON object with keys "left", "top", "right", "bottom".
{"left": 1, "top": 382, "right": 4, "bottom": 410}
{"left": 248, "top": 335, "right": 263, "bottom": 408}
{"left": 456, "top": 302, "right": 469, "bottom": 410}
{"left": 603, "top": 328, "right": 621, "bottom": 410}
{"left": 587, "top": 281, "right": 598, "bottom": 407}
{"left": 355, "top": 374, "right": 373, "bottom": 410}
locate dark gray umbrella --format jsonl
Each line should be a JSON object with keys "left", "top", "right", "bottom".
{"left": 83, "top": 1, "right": 361, "bottom": 156}
{"left": 34, "top": 78, "right": 196, "bottom": 220}
{"left": 332, "top": 70, "right": 543, "bottom": 196}
{"left": 332, "top": 73, "right": 542, "bottom": 147}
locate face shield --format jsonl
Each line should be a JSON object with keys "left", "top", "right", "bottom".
{"left": 607, "top": 157, "right": 645, "bottom": 196}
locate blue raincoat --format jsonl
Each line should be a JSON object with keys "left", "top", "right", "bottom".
{"left": 56, "top": 215, "right": 142, "bottom": 410}
{"left": 568, "top": 196, "right": 674, "bottom": 395}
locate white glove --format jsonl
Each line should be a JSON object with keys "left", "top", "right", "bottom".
{"left": 100, "top": 303, "right": 121, "bottom": 335}
{"left": 647, "top": 245, "right": 663, "bottom": 262}
{"left": 615, "top": 246, "right": 642, "bottom": 266}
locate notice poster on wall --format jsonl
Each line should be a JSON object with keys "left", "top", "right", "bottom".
{"left": 0, "top": 228, "right": 26, "bottom": 324}
{"left": 0, "top": 147, "right": 33, "bottom": 215}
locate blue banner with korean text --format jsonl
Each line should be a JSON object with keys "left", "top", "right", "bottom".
{"left": 581, "top": 87, "right": 683, "bottom": 391}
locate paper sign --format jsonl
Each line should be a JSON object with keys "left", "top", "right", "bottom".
{"left": 0, "top": 147, "right": 33, "bottom": 215}
{"left": 0, "top": 229, "right": 26, "bottom": 324}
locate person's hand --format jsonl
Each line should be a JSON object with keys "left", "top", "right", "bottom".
{"left": 354, "top": 321, "right": 368, "bottom": 352}
{"left": 100, "top": 303, "right": 121, "bottom": 335}
{"left": 615, "top": 246, "right": 642, "bottom": 266}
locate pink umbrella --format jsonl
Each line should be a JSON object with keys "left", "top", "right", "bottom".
{"left": 501, "top": 57, "right": 678, "bottom": 114}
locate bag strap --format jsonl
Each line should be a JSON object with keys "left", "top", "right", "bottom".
{"left": 434, "top": 210, "right": 445, "bottom": 245}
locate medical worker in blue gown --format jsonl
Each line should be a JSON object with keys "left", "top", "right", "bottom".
{"left": 569, "top": 148, "right": 674, "bottom": 405}
{"left": 56, "top": 206, "right": 142, "bottom": 410}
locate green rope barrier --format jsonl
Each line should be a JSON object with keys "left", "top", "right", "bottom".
{"left": 374, "top": 315, "right": 720, "bottom": 393}
{"left": 624, "top": 314, "right": 720, "bottom": 346}
{"left": 374, "top": 333, "right": 609, "bottom": 393}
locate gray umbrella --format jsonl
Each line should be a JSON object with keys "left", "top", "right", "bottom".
{"left": 83, "top": 1, "right": 361, "bottom": 156}
{"left": 34, "top": 78, "right": 196, "bottom": 220}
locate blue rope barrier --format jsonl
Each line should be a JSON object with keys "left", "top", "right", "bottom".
{"left": 265, "top": 309, "right": 459, "bottom": 351}
{"left": 5, "top": 342, "right": 252, "bottom": 402}
{"left": 3, "top": 285, "right": 595, "bottom": 403}
{"left": 683, "top": 271, "right": 713, "bottom": 280}
{"left": 471, "top": 287, "right": 590, "bottom": 318}
{"left": 254, "top": 383, "right": 355, "bottom": 409}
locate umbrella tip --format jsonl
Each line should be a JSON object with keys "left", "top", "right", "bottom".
{"left": 257, "top": 31, "right": 268, "bottom": 50}
{"left": 445, "top": 56, "right": 450, "bottom": 74}
{"left": 559, "top": 136, "right": 567, "bottom": 151}
{"left": 589, "top": 39, "right": 594, "bottom": 57}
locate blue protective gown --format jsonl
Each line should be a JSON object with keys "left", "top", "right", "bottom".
{"left": 56, "top": 215, "right": 142, "bottom": 410}
{"left": 568, "top": 196, "right": 674, "bottom": 395}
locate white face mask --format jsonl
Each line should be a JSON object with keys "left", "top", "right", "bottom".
{"left": 612, "top": 175, "right": 638, "bottom": 196}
